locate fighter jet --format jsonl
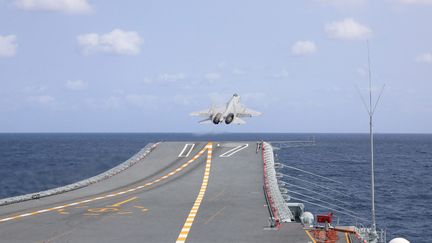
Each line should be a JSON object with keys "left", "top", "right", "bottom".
{"left": 190, "top": 93, "right": 262, "bottom": 125}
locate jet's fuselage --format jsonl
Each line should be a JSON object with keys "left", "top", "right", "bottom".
{"left": 190, "top": 93, "right": 260, "bottom": 125}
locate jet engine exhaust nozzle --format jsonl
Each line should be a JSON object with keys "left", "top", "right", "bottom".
{"left": 212, "top": 113, "right": 222, "bottom": 124}
{"left": 225, "top": 113, "right": 234, "bottom": 124}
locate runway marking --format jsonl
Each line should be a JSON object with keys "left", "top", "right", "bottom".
{"left": 57, "top": 209, "right": 69, "bottom": 215}
{"left": 178, "top": 143, "right": 195, "bottom": 157}
{"left": 87, "top": 208, "right": 118, "bottom": 213}
{"left": 110, "top": 196, "right": 138, "bottom": 207}
{"left": 304, "top": 229, "right": 317, "bottom": 243}
{"left": 204, "top": 206, "right": 226, "bottom": 224}
{"left": 0, "top": 144, "right": 211, "bottom": 223}
{"left": 219, "top": 144, "right": 248, "bottom": 157}
{"left": 176, "top": 143, "right": 213, "bottom": 243}
{"left": 57, "top": 196, "right": 146, "bottom": 216}
{"left": 117, "top": 211, "right": 132, "bottom": 215}
{"left": 208, "top": 187, "right": 226, "bottom": 202}
{"left": 133, "top": 205, "right": 149, "bottom": 212}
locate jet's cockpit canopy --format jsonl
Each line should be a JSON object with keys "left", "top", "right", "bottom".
{"left": 233, "top": 93, "right": 239, "bottom": 97}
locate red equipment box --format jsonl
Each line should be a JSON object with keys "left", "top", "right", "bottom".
{"left": 317, "top": 212, "right": 333, "bottom": 224}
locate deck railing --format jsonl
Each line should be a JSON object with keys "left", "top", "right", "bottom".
{"left": 262, "top": 142, "right": 294, "bottom": 224}
{"left": 0, "top": 142, "right": 160, "bottom": 206}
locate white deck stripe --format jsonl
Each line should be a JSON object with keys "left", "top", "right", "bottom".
{"left": 219, "top": 144, "right": 249, "bottom": 157}
{"left": 178, "top": 144, "right": 195, "bottom": 157}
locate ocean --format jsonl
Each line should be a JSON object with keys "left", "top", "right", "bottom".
{"left": 0, "top": 133, "right": 430, "bottom": 242}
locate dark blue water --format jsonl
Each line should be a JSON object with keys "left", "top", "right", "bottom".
{"left": 0, "top": 133, "right": 430, "bottom": 242}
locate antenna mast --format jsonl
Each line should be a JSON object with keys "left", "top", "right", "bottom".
{"left": 367, "top": 41, "right": 377, "bottom": 242}
{"left": 364, "top": 41, "right": 385, "bottom": 242}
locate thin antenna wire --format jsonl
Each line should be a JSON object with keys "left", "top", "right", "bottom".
{"left": 286, "top": 190, "right": 359, "bottom": 215}
{"left": 277, "top": 172, "right": 352, "bottom": 197}
{"left": 275, "top": 163, "right": 344, "bottom": 185}
{"left": 356, "top": 84, "right": 371, "bottom": 114}
{"left": 372, "top": 84, "right": 386, "bottom": 115}
{"left": 279, "top": 181, "right": 352, "bottom": 205}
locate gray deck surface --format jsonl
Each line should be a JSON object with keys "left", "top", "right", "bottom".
{"left": 0, "top": 141, "right": 310, "bottom": 243}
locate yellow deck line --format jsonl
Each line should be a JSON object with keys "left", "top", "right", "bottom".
{"left": 304, "top": 229, "right": 316, "bottom": 243}
{"left": 345, "top": 232, "right": 350, "bottom": 243}
{"left": 0, "top": 144, "right": 209, "bottom": 223}
{"left": 176, "top": 143, "right": 213, "bottom": 243}
{"left": 110, "top": 196, "right": 138, "bottom": 207}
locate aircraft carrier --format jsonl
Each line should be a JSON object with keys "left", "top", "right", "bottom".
{"left": 0, "top": 141, "right": 368, "bottom": 242}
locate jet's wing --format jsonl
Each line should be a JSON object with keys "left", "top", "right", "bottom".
{"left": 198, "top": 118, "right": 212, "bottom": 124}
{"left": 190, "top": 108, "right": 212, "bottom": 117}
{"left": 237, "top": 106, "right": 262, "bottom": 117}
{"left": 190, "top": 105, "right": 226, "bottom": 117}
{"left": 233, "top": 117, "right": 246, "bottom": 124}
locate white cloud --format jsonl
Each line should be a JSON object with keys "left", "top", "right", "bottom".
{"left": 0, "top": 35, "right": 17, "bottom": 57}
{"left": 28, "top": 95, "right": 55, "bottom": 105}
{"left": 394, "top": 0, "right": 432, "bottom": 5}
{"left": 66, "top": 79, "right": 88, "bottom": 90}
{"left": 77, "top": 29, "right": 143, "bottom": 55}
{"left": 204, "top": 72, "right": 222, "bottom": 82}
{"left": 291, "top": 40, "right": 317, "bottom": 56}
{"left": 158, "top": 73, "right": 185, "bottom": 82}
{"left": 15, "top": 0, "right": 92, "bottom": 14}
{"left": 325, "top": 18, "right": 372, "bottom": 40}
{"left": 416, "top": 53, "right": 432, "bottom": 63}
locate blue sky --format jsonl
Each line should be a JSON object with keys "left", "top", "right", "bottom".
{"left": 0, "top": 0, "right": 431, "bottom": 133}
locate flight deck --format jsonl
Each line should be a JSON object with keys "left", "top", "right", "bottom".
{"left": 0, "top": 142, "right": 339, "bottom": 242}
